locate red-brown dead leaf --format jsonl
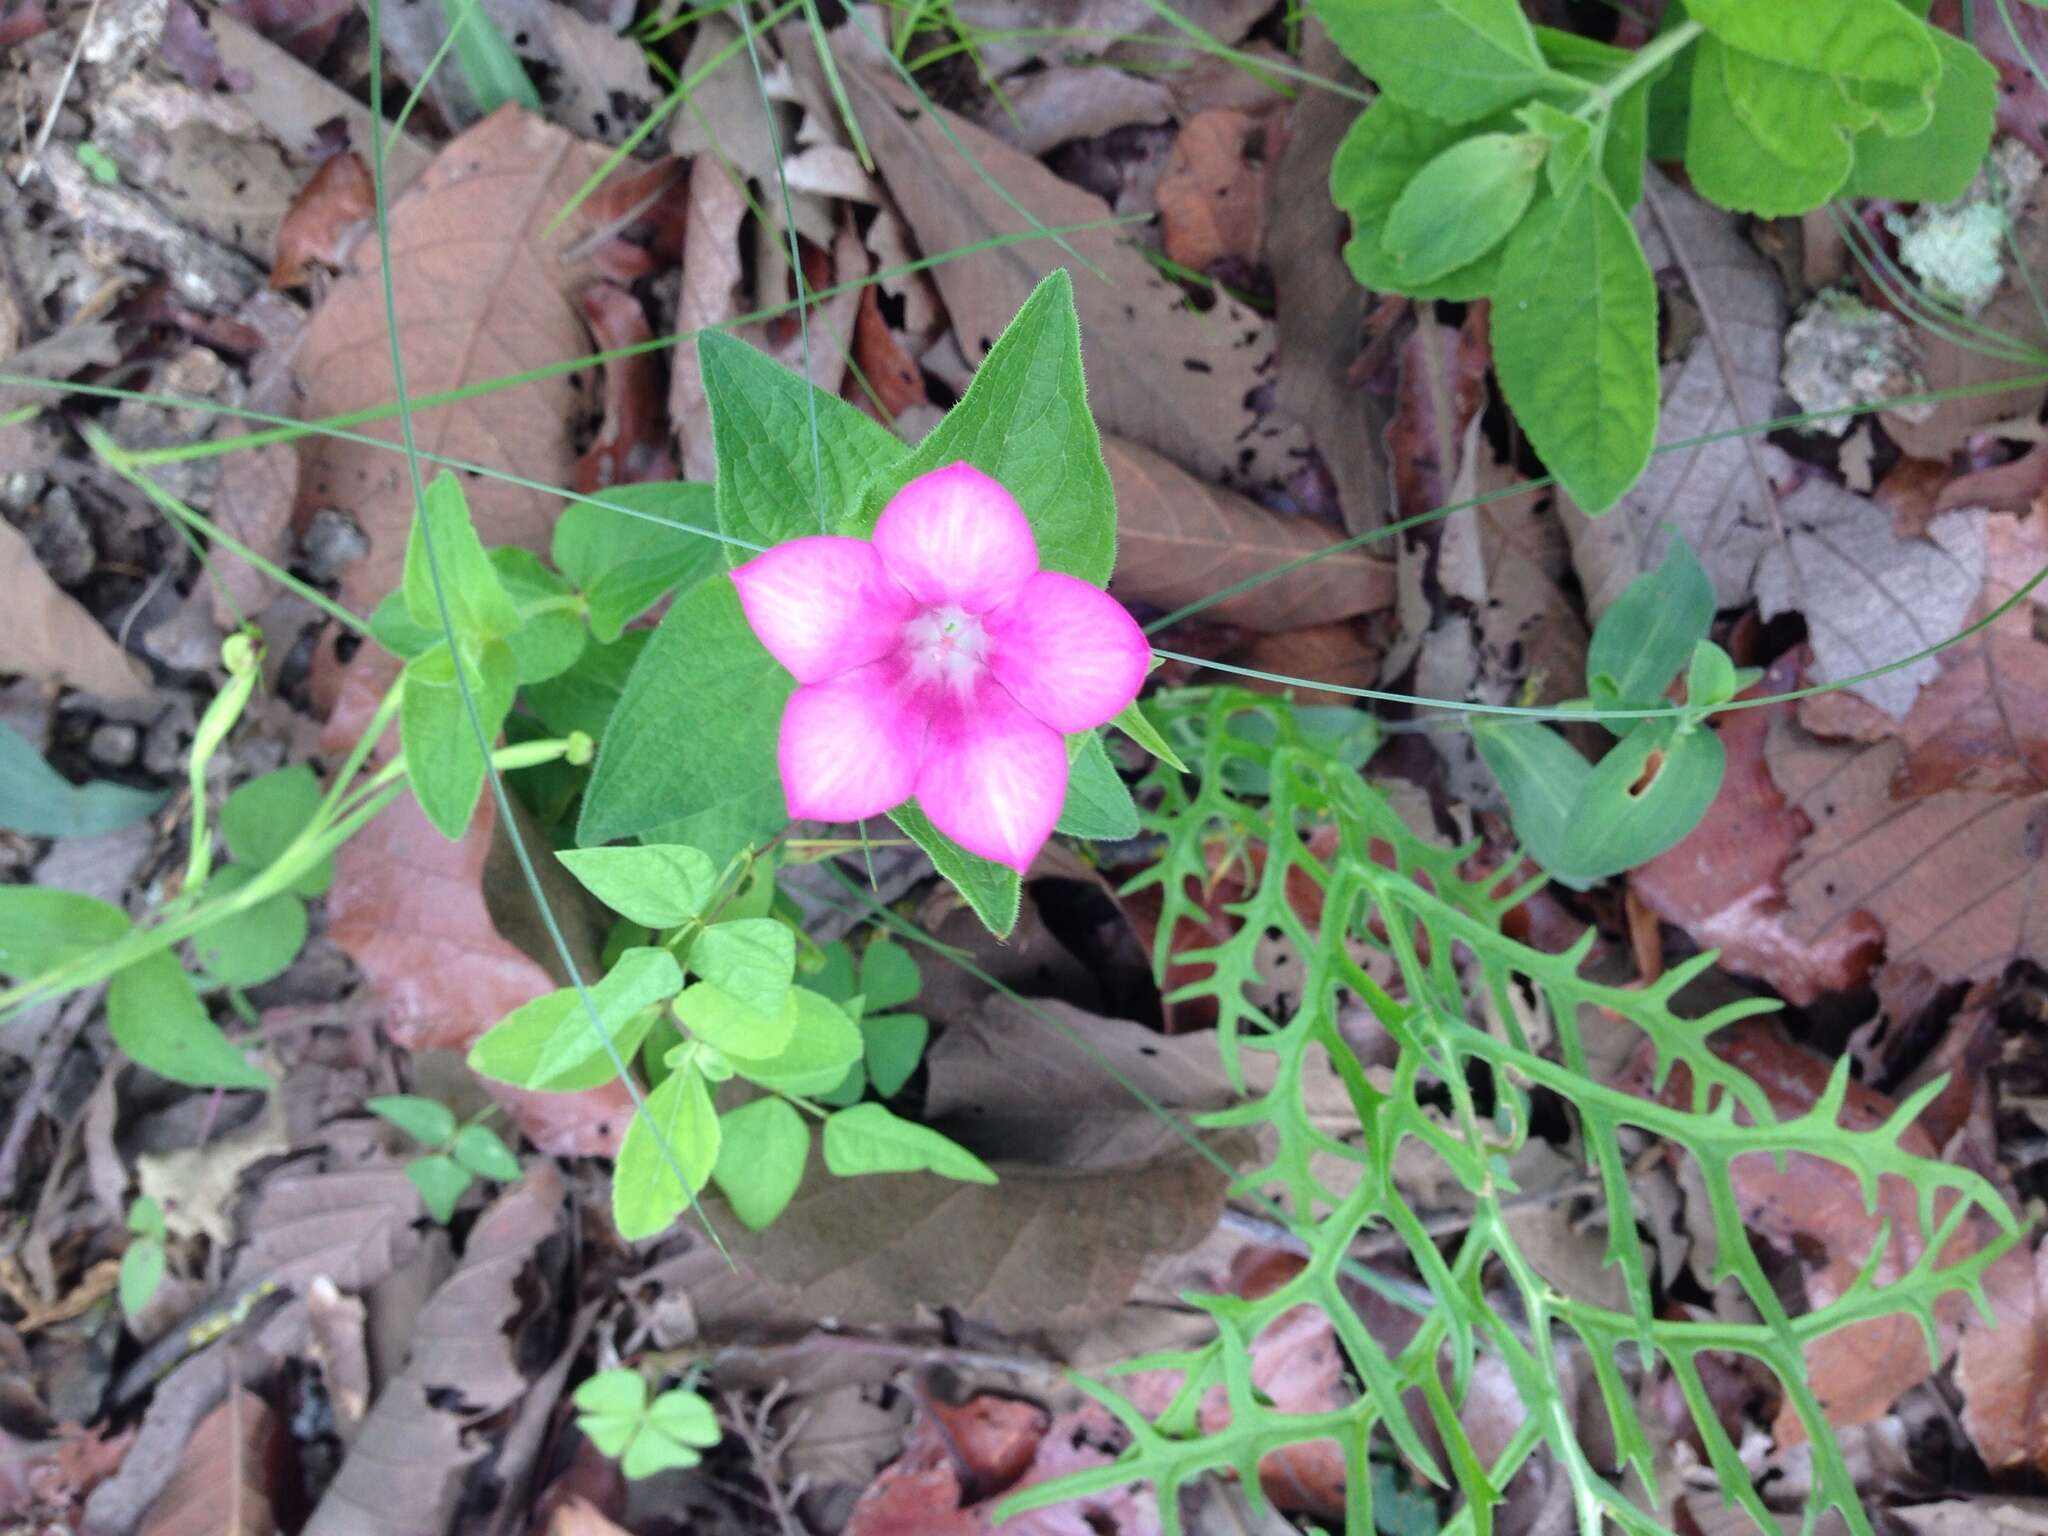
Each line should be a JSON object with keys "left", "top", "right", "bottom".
{"left": 271, "top": 151, "right": 374, "bottom": 290}
{"left": 137, "top": 1390, "right": 283, "bottom": 1536}
{"left": 576, "top": 156, "right": 689, "bottom": 284}
{"left": 293, "top": 107, "right": 617, "bottom": 618}
{"left": 574, "top": 283, "right": 676, "bottom": 494}
{"left": 1935, "top": 0, "right": 2048, "bottom": 161}
{"left": 1874, "top": 455, "right": 1953, "bottom": 542}
{"left": 1957, "top": 1239, "right": 2048, "bottom": 1473}
{"left": 1630, "top": 655, "right": 1884, "bottom": 1005}
{"left": 1386, "top": 312, "right": 1491, "bottom": 520}
{"left": 926, "top": 1394, "right": 1047, "bottom": 1496}
{"left": 1156, "top": 109, "right": 1274, "bottom": 273}
{"left": 853, "top": 282, "right": 928, "bottom": 423}
{"left": 1236, "top": 620, "right": 1382, "bottom": 709}
{"left": 1616, "top": 1020, "right": 1983, "bottom": 1439}
{"left": 1939, "top": 442, "right": 2048, "bottom": 516}
{"left": 324, "top": 785, "right": 632, "bottom": 1158}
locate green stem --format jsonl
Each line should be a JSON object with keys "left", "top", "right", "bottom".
{"left": 1573, "top": 18, "right": 1701, "bottom": 120}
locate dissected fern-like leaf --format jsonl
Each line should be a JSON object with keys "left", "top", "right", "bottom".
{"left": 1003, "top": 689, "right": 2023, "bottom": 1536}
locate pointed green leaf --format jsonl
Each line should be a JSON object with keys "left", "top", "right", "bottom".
{"left": 613, "top": 1061, "right": 720, "bottom": 1240}
{"left": 1054, "top": 732, "right": 1140, "bottom": 841}
{"left": 1586, "top": 534, "right": 1716, "bottom": 714}
{"left": 108, "top": 950, "right": 272, "bottom": 1089}
{"left": 821, "top": 1102, "right": 996, "bottom": 1184}
{"left": 1313, "top": 0, "right": 1551, "bottom": 124}
{"left": 890, "top": 803, "right": 1018, "bottom": 938}
{"left": 1383, "top": 132, "right": 1546, "bottom": 285}
{"left": 689, "top": 918, "right": 795, "bottom": 1020}
{"left": 0, "top": 724, "right": 165, "bottom": 840}
{"left": 711, "top": 1097, "right": 809, "bottom": 1230}
{"left": 488, "top": 547, "right": 586, "bottom": 685}
{"left": 407, "top": 1153, "right": 473, "bottom": 1223}
{"left": 1557, "top": 722, "right": 1726, "bottom": 879}
{"left": 1473, "top": 720, "right": 1594, "bottom": 888}
{"left": 221, "top": 764, "right": 330, "bottom": 896}
{"left": 729, "top": 988, "right": 863, "bottom": 1095}
{"left": 452, "top": 1123, "right": 523, "bottom": 1182}
{"left": 367, "top": 1093, "right": 457, "bottom": 1146}
{"left": 553, "top": 482, "right": 721, "bottom": 642}
{"left": 0, "top": 887, "right": 130, "bottom": 980}
{"left": 400, "top": 636, "right": 517, "bottom": 840}
{"left": 556, "top": 844, "right": 720, "bottom": 929}
{"left": 402, "top": 471, "right": 520, "bottom": 641}
{"left": 469, "top": 946, "right": 682, "bottom": 1091}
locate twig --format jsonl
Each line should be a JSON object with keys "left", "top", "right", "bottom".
{"left": 718, "top": 1385, "right": 806, "bottom": 1536}
{"left": 0, "top": 985, "right": 107, "bottom": 1200}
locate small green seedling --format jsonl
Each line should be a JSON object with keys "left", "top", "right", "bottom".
{"left": 366, "top": 1094, "right": 522, "bottom": 1222}
{"left": 572, "top": 1368, "right": 721, "bottom": 1479}
{"left": 119, "top": 1196, "right": 168, "bottom": 1320}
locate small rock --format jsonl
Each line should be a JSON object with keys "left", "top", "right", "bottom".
{"left": 24, "top": 484, "right": 94, "bottom": 585}
{"left": 1782, "top": 289, "right": 1930, "bottom": 437}
{"left": 142, "top": 695, "right": 197, "bottom": 778}
{"left": 87, "top": 722, "right": 138, "bottom": 766}
{"left": 301, "top": 507, "right": 370, "bottom": 583}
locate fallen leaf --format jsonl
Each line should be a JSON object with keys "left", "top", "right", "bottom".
{"left": 325, "top": 789, "right": 634, "bottom": 1158}
{"left": 1617, "top": 1020, "right": 1980, "bottom": 1439}
{"left": 669, "top": 156, "right": 748, "bottom": 482}
{"left": 1156, "top": 109, "right": 1272, "bottom": 273}
{"left": 206, "top": 440, "right": 299, "bottom": 628}
{"left": 271, "top": 151, "right": 375, "bottom": 289}
{"left": 951, "top": 0, "right": 1268, "bottom": 74}
{"left": 1768, "top": 705, "right": 2048, "bottom": 988}
{"left": 1958, "top": 1238, "right": 2048, "bottom": 1472}
{"left": 1897, "top": 1496, "right": 2048, "bottom": 1534}
{"left": 137, "top": 1390, "right": 281, "bottom": 1536}
{"left": 546, "top": 1496, "right": 634, "bottom": 1536}
{"left": 300, "top": 1166, "right": 567, "bottom": 1536}
{"left": 1235, "top": 621, "right": 1381, "bottom": 710}
{"left": 852, "top": 283, "right": 929, "bottom": 422}
{"left": 1941, "top": 0, "right": 2048, "bottom": 160}
{"left": 574, "top": 283, "right": 677, "bottom": 493}
{"left": 981, "top": 67, "right": 1176, "bottom": 157}
{"left": 225, "top": 1160, "right": 427, "bottom": 1295}
{"left": 823, "top": 42, "right": 1311, "bottom": 500}
{"left": 485, "top": 0, "right": 657, "bottom": 147}
{"left": 293, "top": 107, "right": 616, "bottom": 616}
{"left": 0, "top": 519, "right": 151, "bottom": 701}
{"left": 1107, "top": 434, "right": 1393, "bottom": 632}
{"left": 1630, "top": 655, "right": 1883, "bottom": 1006}
{"left": 139, "top": 1089, "right": 289, "bottom": 1246}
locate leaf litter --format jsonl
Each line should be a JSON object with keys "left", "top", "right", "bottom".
{"left": 11, "top": 0, "right": 2048, "bottom": 1532}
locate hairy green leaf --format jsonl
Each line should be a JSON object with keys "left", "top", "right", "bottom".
{"left": 1313, "top": 0, "right": 1553, "bottom": 123}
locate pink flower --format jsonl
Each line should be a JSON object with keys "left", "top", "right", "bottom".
{"left": 730, "top": 462, "right": 1150, "bottom": 873}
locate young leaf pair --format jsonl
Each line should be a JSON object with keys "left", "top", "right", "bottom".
{"left": 366, "top": 1093, "right": 523, "bottom": 1222}
{"left": 1475, "top": 535, "right": 1755, "bottom": 885}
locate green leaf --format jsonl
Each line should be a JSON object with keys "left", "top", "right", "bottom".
{"left": 1533, "top": 28, "right": 1651, "bottom": 208}
{"left": 808, "top": 942, "right": 859, "bottom": 1004}
{"left": 577, "top": 576, "right": 790, "bottom": 858}
{"left": 401, "top": 637, "right": 517, "bottom": 840}
{"left": 1518, "top": 100, "right": 1594, "bottom": 198}
{"left": 1685, "top": 36, "right": 1855, "bottom": 214}
{"left": 1644, "top": 1, "right": 1697, "bottom": 158}
{"left": 621, "top": 1421, "right": 705, "bottom": 1479}
{"left": 1685, "top": 0, "right": 1937, "bottom": 90}
{"left": 1383, "top": 132, "right": 1547, "bottom": 285}
{"left": 573, "top": 1368, "right": 647, "bottom": 1420}
{"left": 556, "top": 844, "right": 719, "bottom": 929}
{"left": 369, "top": 590, "right": 441, "bottom": 660}
{"left": 698, "top": 330, "right": 904, "bottom": 554}
{"left": 674, "top": 980, "right": 797, "bottom": 1059}
{"left": 1472, "top": 721, "right": 1595, "bottom": 888}
{"left": 188, "top": 867, "right": 306, "bottom": 988}
{"left": 0, "top": 724, "right": 165, "bottom": 839}
{"left": 402, "top": 471, "right": 520, "bottom": 642}
{"left": 857, "top": 271, "right": 1116, "bottom": 587}
{"left": 1685, "top": 639, "right": 1741, "bottom": 711}
{"left": 488, "top": 548, "right": 586, "bottom": 685}
{"left": 452, "top": 1123, "right": 522, "bottom": 1181}
{"left": 821, "top": 1102, "right": 996, "bottom": 1184}
{"left": 1312, "top": 0, "right": 1553, "bottom": 123}
{"left": 1491, "top": 179, "right": 1658, "bottom": 516}
{"left": 436, "top": 0, "right": 539, "bottom": 113}
{"left": 890, "top": 802, "right": 1018, "bottom": 938}
{"left": 525, "top": 631, "right": 648, "bottom": 742}
{"left": 1055, "top": 732, "right": 1140, "bottom": 841}
{"left": 858, "top": 940, "right": 921, "bottom": 1012}
{"left": 863, "top": 1012, "right": 929, "bottom": 1098}
{"left": 1842, "top": 26, "right": 1998, "bottom": 202}
{"left": 221, "top": 765, "right": 331, "bottom": 896}
{"left": 729, "top": 988, "right": 863, "bottom": 1095}
{"left": 119, "top": 1237, "right": 165, "bottom": 1319}
{"left": 107, "top": 950, "right": 272, "bottom": 1089}
{"left": 407, "top": 1153, "right": 473, "bottom": 1224}
{"left": 644, "top": 1388, "right": 720, "bottom": 1447}
{"left": 1585, "top": 534, "right": 1716, "bottom": 714}
{"left": 127, "top": 1195, "right": 167, "bottom": 1240}
{"left": 1556, "top": 722, "right": 1726, "bottom": 879}
{"left": 1716, "top": 45, "right": 1859, "bottom": 189}
{"left": 1331, "top": 96, "right": 1509, "bottom": 301}
{"left": 613, "top": 1060, "right": 720, "bottom": 1241}
{"left": 688, "top": 918, "right": 795, "bottom": 1020}
{"left": 711, "top": 1097, "right": 809, "bottom": 1230}
{"left": 0, "top": 887, "right": 130, "bottom": 980}
{"left": 1110, "top": 697, "right": 1187, "bottom": 773}
{"left": 469, "top": 946, "right": 682, "bottom": 1091}
{"left": 367, "top": 1093, "right": 457, "bottom": 1147}
{"left": 554, "top": 483, "right": 721, "bottom": 642}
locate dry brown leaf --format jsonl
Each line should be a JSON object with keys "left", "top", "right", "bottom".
{"left": 853, "top": 282, "right": 929, "bottom": 422}
{"left": 206, "top": 440, "right": 299, "bottom": 627}
{"left": 325, "top": 789, "right": 633, "bottom": 1159}
{"left": 826, "top": 44, "right": 1310, "bottom": 500}
{"left": 574, "top": 283, "right": 676, "bottom": 493}
{"left": 1156, "top": 109, "right": 1272, "bottom": 273}
{"left": 1236, "top": 621, "right": 1381, "bottom": 710}
{"left": 669, "top": 155, "right": 748, "bottom": 482}
{"left": 1768, "top": 705, "right": 2048, "bottom": 988}
{"left": 293, "top": 107, "right": 615, "bottom": 616}
{"left": 302, "top": 1166, "right": 567, "bottom": 1536}
{"left": 1107, "top": 435, "right": 1392, "bottom": 632}
{"left": 953, "top": 0, "right": 1268, "bottom": 73}
{"left": 1957, "top": 1240, "right": 2048, "bottom": 1472}
{"left": 225, "top": 1161, "right": 426, "bottom": 1295}
{"left": 0, "top": 518, "right": 151, "bottom": 701}
{"left": 137, "top": 1389, "right": 280, "bottom": 1536}
{"left": 271, "top": 151, "right": 375, "bottom": 289}
{"left": 1386, "top": 314, "right": 1490, "bottom": 522}
{"left": 981, "top": 66, "right": 1175, "bottom": 157}
{"left": 1631, "top": 656, "right": 1883, "bottom": 1005}
{"left": 546, "top": 1496, "right": 634, "bottom": 1536}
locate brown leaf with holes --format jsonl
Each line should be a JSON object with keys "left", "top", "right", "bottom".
{"left": 853, "top": 283, "right": 928, "bottom": 422}
{"left": 1631, "top": 655, "right": 1883, "bottom": 1005}
{"left": 271, "top": 151, "right": 374, "bottom": 289}
{"left": 1617, "top": 1020, "right": 1982, "bottom": 1439}
{"left": 1107, "top": 435, "right": 1392, "bottom": 632}
{"left": 325, "top": 789, "right": 632, "bottom": 1158}
{"left": 1156, "top": 109, "right": 1272, "bottom": 273}
{"left": 574, "top": 283, "right": 676, "bottom": 493}
{"left": 293, "top": 107, "right": 616, "bottom": 616}
{"left": 137, "top": 1390, "right": 281, "bottom": 1536}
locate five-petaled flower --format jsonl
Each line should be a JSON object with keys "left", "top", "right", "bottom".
{"left": 731, "top": 462, "right": 1150, "bottom": 873}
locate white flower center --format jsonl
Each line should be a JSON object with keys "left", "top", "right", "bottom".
{"left": 902, "top": 604, "right": 990, "bottom": 693}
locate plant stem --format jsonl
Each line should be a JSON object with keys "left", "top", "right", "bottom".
{"left": 1573, "top": 18, "right": 1701, "bottom": 121}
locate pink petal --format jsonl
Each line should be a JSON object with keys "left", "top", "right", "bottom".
{"left": 732, "top": 537, "right": 915, "bottom": 685}
{"left": 779, "top": 660, "right": 926, "bottom": 822}
{"left": 986, "top": 571, "right": 1151, "bottom": 733}
{"left": 872, "top": 462, "right": 1038, "bottom": 613}
{"left": 914, "top": 679, "right": 1067, "bottom": 873}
